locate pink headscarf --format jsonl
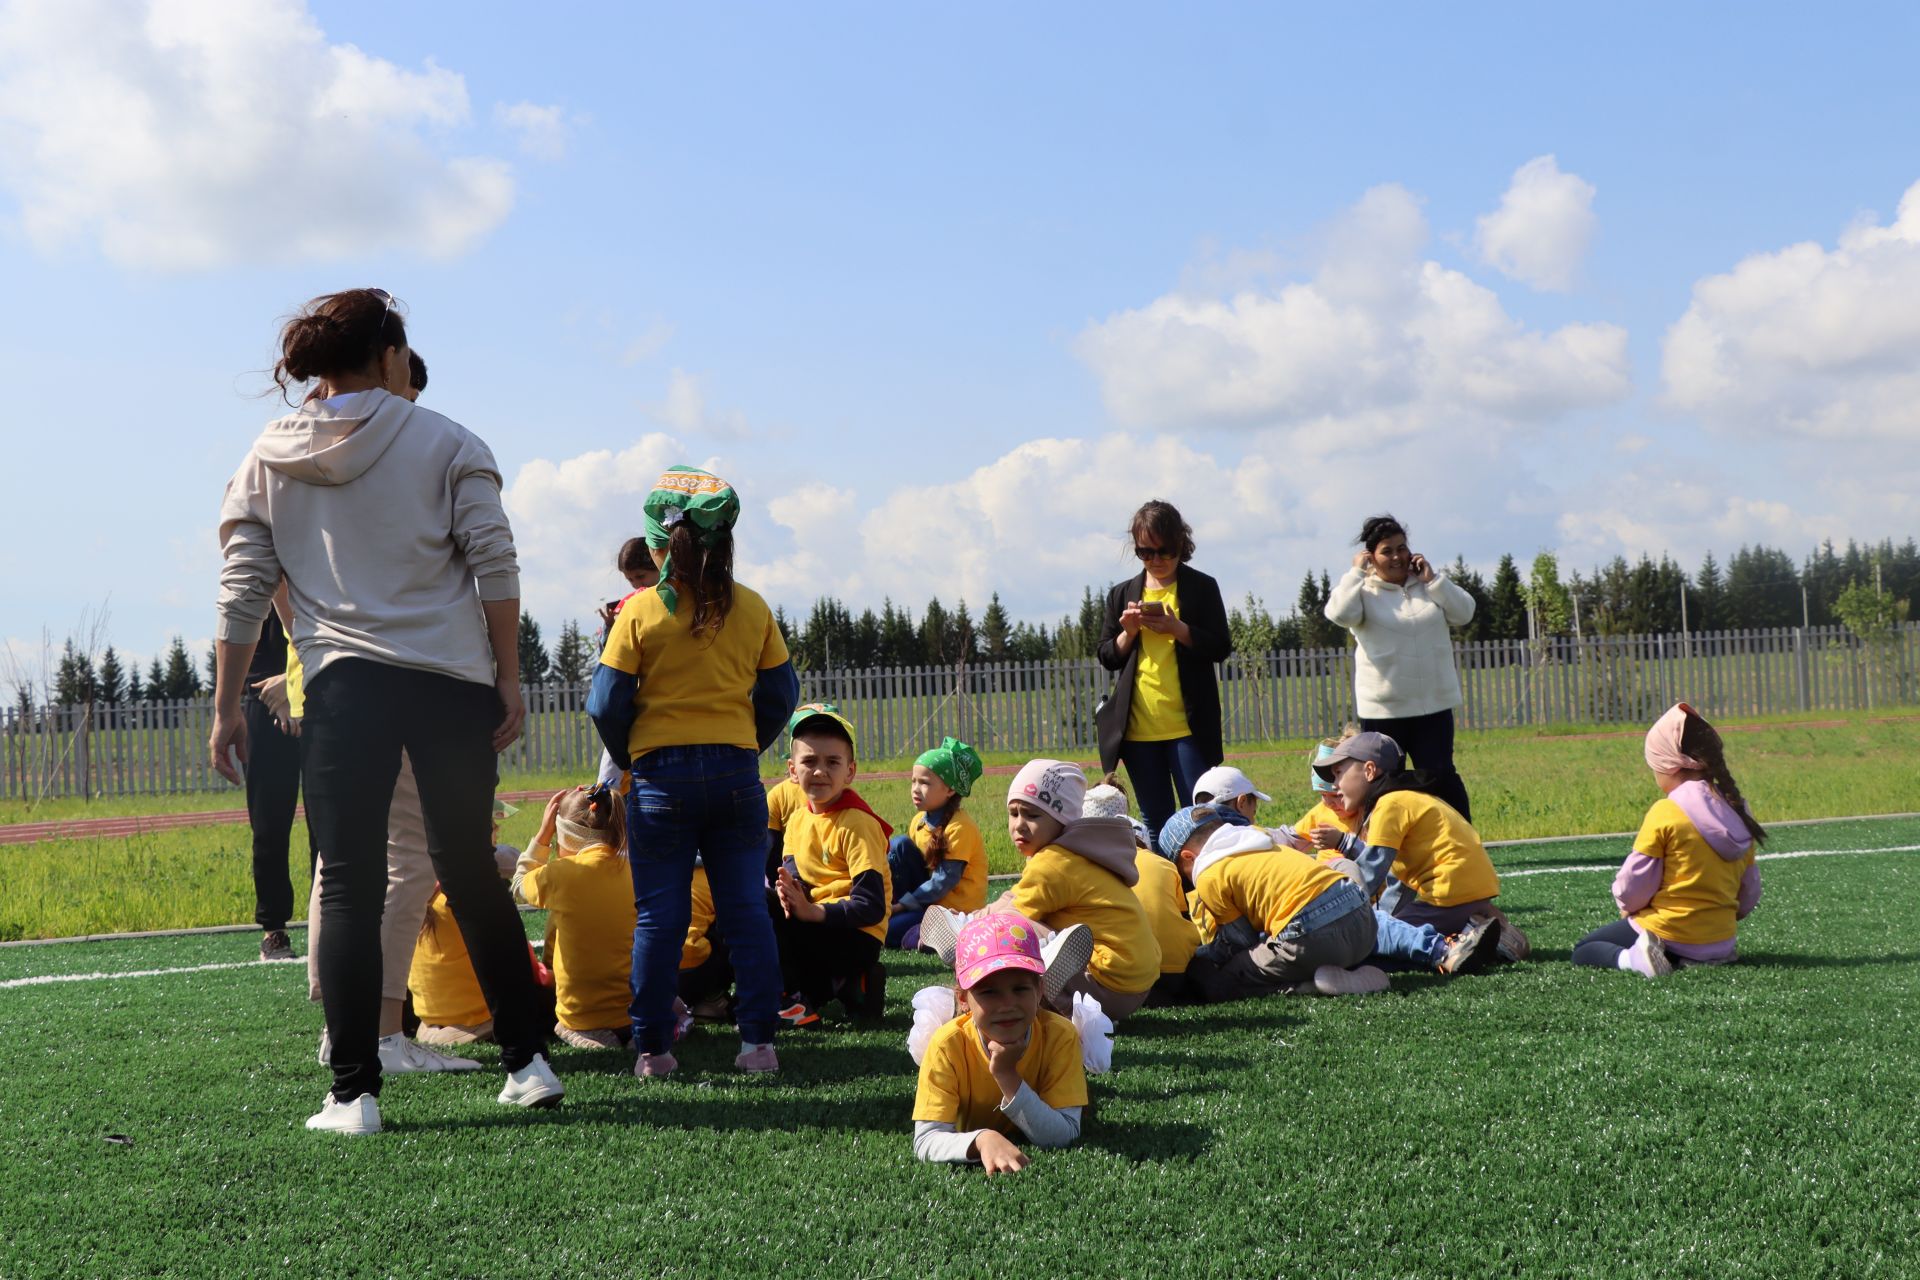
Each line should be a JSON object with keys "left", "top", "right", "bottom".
{"left": 1645, "top": 702, "right": 1708, "bottom": 775}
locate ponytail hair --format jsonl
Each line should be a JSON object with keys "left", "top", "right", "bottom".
{"left": 921, "top": 791, "right": 965, "bottom": 870}
{"left": 1680, "top": 712, "right": 1768, "bottom": 846}
{"left": 666, "top": 523, "right": 735, "bottom": 640}
{"left": 558, "top": 782, "right": 628, "bottom": 854}
{"left": 1357, "top": 765, "right": 1451, "bottom": 826}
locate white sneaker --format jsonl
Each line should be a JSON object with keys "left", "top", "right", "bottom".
{"left": 383, "top": 1033, "right": 482, "bottom": 1073}
{"left": 498, "top": 1053, "right": 565, "bottom": 1108}
{"left": 917, "top": 906, "right": 964, "bottom": 964}
{"left": 1039, "top": 924, "right": 1095, "bottom": 1001}
{"left": 1627, "top": 928, "right": 1673, "bottom": 979}
{"left": 1313, "top": 964, "right": 1390, "bottom": 996}
{"left": 317, "top": 1029, "right": 330, "bottom": 1066}
{"left": 305, "top": 1092, "right": 380, "bottom": 1135}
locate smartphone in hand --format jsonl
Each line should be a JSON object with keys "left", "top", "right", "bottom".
{"left": 1140, "top": 601, "right": 1168, "bottom": 617}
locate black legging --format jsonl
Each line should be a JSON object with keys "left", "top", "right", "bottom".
{"left": 1572, "top": 918, "right": 1641, "bottom": 968}
{"left": 1361, "top": 708, "right": 1471, "bottom": 821}
{"left": 244, "top": 696, "right": 309, "bottom": 932}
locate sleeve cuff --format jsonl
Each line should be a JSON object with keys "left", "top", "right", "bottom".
{"left": 476, "top": 573, "right": 521, "bottom": 602}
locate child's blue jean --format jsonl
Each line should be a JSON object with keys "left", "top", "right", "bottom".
{"left": 1369, "top": 908, "right": 1446, "bottom": 970}
{"left": 625, "top": 745, "right": 781, "bottom": 1052}
{"left": 886, "top": 835, "right": 929, "bottom": 949}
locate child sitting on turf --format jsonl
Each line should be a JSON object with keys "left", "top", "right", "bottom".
{"left": 927, "top": 759, "right": 1160, "bottom": 1021}
{"left": 516, "top": 784, "right": 639, "bottom": 1049}
{"left": 1086, "top": 776, "right": 1201, "bottom": 1006}
{"left": 1162, "top": 803, "right": 1387, "bottom": 1000}
{"left": 1312, "top": 732, "right": 1523, "bottom": 965}
{"left": 911, "top": 913, "right": 1089, "bottom": 1173}
{"left": 764, "top": 772, "right": 807, "bottom": 884}
{"left": 680, "top": 858, "right": 734, "bottom": 1020}
{"left": 887, "top": 737, "right": 989, "bottom": 950}
{"left": 1572, "top": 703, "right": 1764, "bottom": 978}
{"left": 1191, "top": 765, "right": 1271, "bottom": 823}
{"left": 771, "top": 703, "right": 892, "bottom": 1025}
{"left": 413, "top": 843, "right": 554, "bottom": 1045}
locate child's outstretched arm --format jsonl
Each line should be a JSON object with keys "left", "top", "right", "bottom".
{"left": 913, "top": 1121, "right": 991, "bottom": 1164}
{"left": 1318, "top": 830, "right": 1397, "bottom": 897}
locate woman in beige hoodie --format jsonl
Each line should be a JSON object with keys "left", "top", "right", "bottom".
{"left": 210, "top": 289, "right": 561, "bottom": 1135}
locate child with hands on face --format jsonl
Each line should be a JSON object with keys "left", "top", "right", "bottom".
{"left": 912, "top": 913, "right": 1088, "bottom": 1173}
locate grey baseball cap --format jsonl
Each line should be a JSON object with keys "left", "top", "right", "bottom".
{"left": 1310, "top": 731, "right": 1403, "bottom": 783}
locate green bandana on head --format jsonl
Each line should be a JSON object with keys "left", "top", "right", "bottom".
{"left": 643, "top": 466, "right": 740, "bottom": 614}
{"left": 915, "top": 736, "right": 982, "bottom": 798}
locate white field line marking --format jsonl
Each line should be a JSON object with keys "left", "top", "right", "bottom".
{"left": 0, "top": 940, "right": 547, "bottom": 992}
{"left": 6, "top": 846, "right": 1917, "bottom": 992}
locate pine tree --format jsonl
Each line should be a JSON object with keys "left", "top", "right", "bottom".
{"left": 1228, "top": 593, "right": 1278, "bottom": 657}
{"left": 126, "top": 665, "right": 145, "bottom": 703}
{"left": 1694, "top": 552, "right": 1724, "bottom": 631}
{"left": 850, "top": 610, "right": 882, "bottom": 670}
{"left": 919, "top": 598, "right": 952, "bottom": 666}
{"left": 146, "top": 656, "right": 167, "bottom": 701}
{"left": 12, "top": 684, "right": 33, "bottom": 730}
{"left": 55, "top": 640, "right": 88, "bottom": 706}
{"left": 950, "top": 600, "right": 978, "bottom": 666}
{"left": 551, "top": 619, "right": 593, "bottom": 686}
{"left": 1487, "top": 554, "right": 1528, "bottom": 641}
{"left": 1447, "top": 558, "right": 1491, "bottom": 640}
{"left": 205, "top": 642, "right": 219, "bottom": 693}
{"left": 162, "top": 637, "right": 197, "bottom": 700}
{"left": 980, "top": 593, "right": 1012, "bottom": 662}
{"left": 98, "top": 647, "right": 126, "bottom": 706}
{"left": 1295, "top": 571, "right": 1333, "bottom": 648}
{"left": 1076, "top": 586, "right": 1102, "bottom": 650}
{"left": 878, "top": 599, "right": 916, "bottom": 668}
{"left": 517, "top": 612, "right": 551, "bottom": 685}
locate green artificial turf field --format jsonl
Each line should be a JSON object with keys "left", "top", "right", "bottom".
{"left": 2, "top": 816, "right": 1918, "bottom": 1278}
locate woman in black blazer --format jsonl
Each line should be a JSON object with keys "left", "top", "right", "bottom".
{"left": 1095, "top": 500, "right": 1232, "bottom": 844}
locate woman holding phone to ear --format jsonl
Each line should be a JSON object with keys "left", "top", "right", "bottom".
{"left": 1324, "top": 513, "right": 1477, "bottom": 820}
{"left": 1095, "top": 499, "right": 1232, "bottom": 846}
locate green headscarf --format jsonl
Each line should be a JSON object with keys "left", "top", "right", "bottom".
{"left": 643, "top": 466, "right": 740, "bottom": 614}
{"left": 915, "top": 736, "right": 982, "bottom": 798}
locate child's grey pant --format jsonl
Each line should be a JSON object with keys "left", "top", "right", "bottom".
{"left": 1195, "top": 896, "right": 1377, "bottom": 1002}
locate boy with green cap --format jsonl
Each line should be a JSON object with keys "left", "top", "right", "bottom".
{"left": 771, "top": 703, "right": 893, "bottom": 1026}
{"left": 887, "top": 736, "right": 988, "bottom": 950}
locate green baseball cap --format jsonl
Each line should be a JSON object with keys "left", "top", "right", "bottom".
{"left": 786, "top": 702, "right": 856, "bottom": 750}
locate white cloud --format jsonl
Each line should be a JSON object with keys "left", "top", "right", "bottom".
{"left": 494, "top": 100, "right": 575, "bottom": 161}
{"left": 1662, "top": 178, "right": 1920, "bottom": 441}
{"left": 1075, "top": 183, "right": 1628, "bottom": 436}
{"left": 620, "top": 319, "right": 676, "bottom": 365}
{"left": 0, "top": 0, "right": 514, "bottom": 269}
{"left": 645, "top": 368, "right": 751, "bottom": 439}
{"left": 1474, "top": 155, "right": 1598, "bottom": 291}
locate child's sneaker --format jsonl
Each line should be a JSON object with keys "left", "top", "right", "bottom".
{"left": 1312, "top": 964, "right": 1390, "bottom": 996}
{"left": 1495, "top": 920, "right": 1531, "bottom": 963}
{"left": 634, "top": 1051, "right": 678, "bottom": 1079}
{"left": 555, "top": 1024, "right": 624, "bottom": 1050}
{"left": 672, "top": 998, "right": 696, "bottom": 1042}
{"left": 1438, "top": 916, "right": 1503, "bottom": 975}
{"left": 305, "top": 1092, "right": 380, "bottom": 1135}
{"left": 1040, "top": 924, "right": 1095, "bottom": 1001}
{"left": 497, "top": 1054, "right": 564, "bottom": 1108}
{"left": 1626, "top": 928, "right": 1673, "bottom": 979}
{"left": 260, "top": 930, "right": 294, "bottom": 962}
{"left": 735, "top": 1043, "right": 780, "bottom": 1073}
{"left": 840, "top": 960, "right": 887, "bottom": 1022}
{"left": 417, "top": 1020, "right": 493, "bottom": 1046}
{"left": 382, "top": 1033, "right": 482, "bottom": 1073}
{"left": 778, "top": 998, "right": 821, "bottom": 1028}
{"left": 917, "top": 906, "right": 964, "bottom": 964}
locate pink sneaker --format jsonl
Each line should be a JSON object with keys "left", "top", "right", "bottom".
{"left": 672, "top": 998, "right": 695, "bottom": 1042}
{"left": 634, "top": 1051, "right": 678, "bottom": 1079}
{"left": 734, "top": 1044, "right": 779, "bottom": 1073}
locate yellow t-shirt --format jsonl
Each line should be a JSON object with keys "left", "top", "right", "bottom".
{"left": 766, "top": 777, "right": 807, "bottom": 836}
{"left": 1297, "top": 799, "right": 1362, "bottom": 864}
{"left": 1133, "top": 850, "right": 1200, "bottom": 975}
{"left": 787, "top": 798, "right": 893, "bottom": 943}
{"left": 284, "top": 642, "right": 306, "bottom": 718}
{"left": 1630, "top": 797, "right": 1755, "bottom": 945}
{"left": 598, "top": 583, "right": 789, "bottom": 759}
{"left": 1009, "top": 846, "right": 1161, "bottom": 995}
{"left": 683, "top": 864, "right": 716, "bottom": 969}
{"left": 1365, "top": 791, "right": 1500, "bottom": 907}
{"left": 1125, "top": 583, "right": 1190, "bottom": 742}
{"left": 912, "top": 1009, "right": 1089, "bottom": 1135}
{"left": 908, "top": 808, "right": 989, "bottom": 914}
{"left": 519, "top": 844, "right": 636, "bottom": 1032}
{"left": 1193, "top": 847, "right": 1348, "bottom": 937}
{"left": 408, "top": 892, "right": 491, "bottom": 1027}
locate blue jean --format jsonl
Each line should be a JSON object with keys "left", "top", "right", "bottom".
{"left": 886, "top": 835, "right": 929, "bottom": 949}
{"left": 1119, "top": 735, "right": 1208, "bottom": 848}
{"left": 626, "top": 745, "right": 781, "bottom": 1052}
{"left": 1369, "top": 908, "right": 1446, "bottom": 970}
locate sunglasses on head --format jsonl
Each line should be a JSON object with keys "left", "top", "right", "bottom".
{"left": 1135, "top": 545, "right": 1172, "bottom": 561}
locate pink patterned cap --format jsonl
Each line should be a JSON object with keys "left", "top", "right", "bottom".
{"left": 954, "top": 913, "right": 1046, "bottom": 990}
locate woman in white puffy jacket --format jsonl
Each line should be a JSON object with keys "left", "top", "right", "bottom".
{"left": 1324, "top": 514, "right": 1477, "bottom": 820}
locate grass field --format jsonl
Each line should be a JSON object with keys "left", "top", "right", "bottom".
{"left": 4, "top": 715, "right": 1920, "bottom": 941}
{"left": 2, "top": 815, "right": 1916, "bottom": 1277}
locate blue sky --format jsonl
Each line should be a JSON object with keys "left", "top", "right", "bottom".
{"left": 3, "top": 1, "right": 1919, "bottom": 677}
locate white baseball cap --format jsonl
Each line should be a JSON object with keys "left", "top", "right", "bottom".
{"left": 1192, "top": 765, "right": 1271, "bottom": 805}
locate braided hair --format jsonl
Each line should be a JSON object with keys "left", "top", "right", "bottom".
{"left": 1680, "top": 713, "right": 1768, "bottom": 845}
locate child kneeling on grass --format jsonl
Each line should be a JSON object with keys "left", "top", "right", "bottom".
{"left": 912, "top": 913, "right": 1089, "bottom": 1173}
{"left": 413, "top": 846, "right": 556, "bottom": 1045}
{"left": 887, "top": 736, "right": 989, "bottom": 950}
{"left": 771, "top": 704, "right": 892, "bottom": 1026}
{"left": 1086, "top": 776, "right": 1201, "bottom": 1006}
{"left": 515, "top": 785, "right": 640, "bottom": 1049}
{"left": 1162, "top": 804, "right": 1387, "bottom": 1000}
{"left": 1573, "top": 703, "right": 1764, "bottom": 978}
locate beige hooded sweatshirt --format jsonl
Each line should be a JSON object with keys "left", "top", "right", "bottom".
{"left": 216, "top": 389, "right": 519, "bottom": 689}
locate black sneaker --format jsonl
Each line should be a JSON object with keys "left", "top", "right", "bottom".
{"left": 1438, "top": 916, "right": 1503, "bottom": 975}
{"left": 260, "top": 930, "right": 295, "bottom": 962}
{"left": 841, "top": 960, "right": 887, "bottom": 1022}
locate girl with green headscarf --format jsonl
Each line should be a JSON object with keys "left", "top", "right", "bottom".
{"left": 885, "top": 736, "right": 989, "bottom": 950}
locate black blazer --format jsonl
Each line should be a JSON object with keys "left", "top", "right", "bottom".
{"left": 1094, "top": 564, "right": 1232, "bottom": 773}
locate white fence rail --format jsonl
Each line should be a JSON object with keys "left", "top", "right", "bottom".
{"left": 5, "top": 623, "right": 1916, "bottom": 801}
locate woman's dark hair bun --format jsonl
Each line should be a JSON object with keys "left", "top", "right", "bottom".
{"left": 272, "top": 289, "right": 407, "bottom": 404}
{"left": 1357, "top": 513, "right": 1407, "bottom": 551}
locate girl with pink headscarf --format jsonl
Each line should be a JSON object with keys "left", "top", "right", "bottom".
{"left": 1570, "top": 704, "right": 1767, "bottom": 977}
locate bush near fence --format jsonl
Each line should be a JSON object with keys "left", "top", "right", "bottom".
{"left": 4, "top": 623, "right": 1916, "bottom": 801}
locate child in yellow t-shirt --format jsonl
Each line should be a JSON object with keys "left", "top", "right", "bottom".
{"left": 764, "top": 775, "right": 807, "bottom": 883}
{"left": 1573, "top": 703, "right": 1764, "bottom": 978}
{"left": 517, "top": 785, "right": 639, "bottom": 1050}
{"left": 413, "top": 841, "right": 553, "bottom": 1044}
{"left": 887, "top": 737, "right": 989, "bottom": 950}
{"left": 771, "top": 705, "right": 892, "bottom": 1026}
{"left": 912, "top": 913, "right": 1088, "bottom": 1172}
{"left": 679, "top": 860, "right": 735, "bottom": 1020}
{"left": 1084, "top": 775, "right": 1200, "bottom": 1006}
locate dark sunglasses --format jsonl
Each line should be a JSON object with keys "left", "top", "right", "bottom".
{"left": 1134, "top": 545, "right": 1172, "bottom": 560}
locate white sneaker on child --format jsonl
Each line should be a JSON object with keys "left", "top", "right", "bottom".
{"left": 383, "top": 1034, "right": 482, "bottom": 1073}
{"left": 497, "top": 1053, "right": 565, "bottom": 1108}
{"left": 1625, "top": 928, "right": 1673, "bottom": 979}
{"left": 1312, "top": 964, "right": 1389, "bottom": 996}
{"left": 1039, "top": 924, "right": 1095, "bottom": 1001}
{"left": 918, "top": 906, "right": 965, "bottom": 964}
{"left": 305, "top": 1092, "right": 380, "bottom": 1136}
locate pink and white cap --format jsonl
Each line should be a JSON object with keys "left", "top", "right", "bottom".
{"left": 954, "top": 913, "right": 1047, "bottom": 990}
{"left": 1010, "top": 758, "right": 1085, "bottom": 826}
